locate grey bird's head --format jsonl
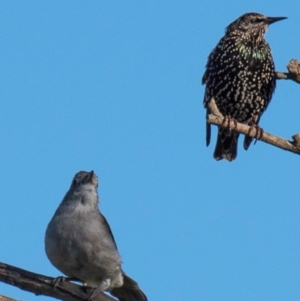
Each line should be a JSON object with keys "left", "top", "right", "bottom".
{"left": 226, "top": 12, "right": 287, "bottom": 40}
{"left": 70, "top": 170, "right": 98, "bottom": 189}
{"left": 62, "top": 170, "right": 99, "bottom": 207}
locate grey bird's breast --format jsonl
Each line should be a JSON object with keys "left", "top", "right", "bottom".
{"left": 45, "top": 201, "right": 122, "bottom": 287}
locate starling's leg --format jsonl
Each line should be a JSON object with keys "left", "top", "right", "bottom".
{"left": 248, "top": 120, "right": 264, "bottom": 143}
{"left": 222, "top": 115, "right": 238, "bottom": 135}
{"left": 88, "top": 279, "right": 111, "bottom": 301}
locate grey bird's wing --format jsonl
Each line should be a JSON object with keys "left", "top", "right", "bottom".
{"left": 100, "top": 215, "right": 147, "bottom": 301}
{"left": 111, "top": 273, "right": 147, "bottom": 301}
{"left": 100, "top": 212, "right": 119, "bottom": 250}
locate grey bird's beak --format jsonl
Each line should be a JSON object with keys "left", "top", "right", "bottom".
{"left": 85, "top": 170, "right": 94, "bottom": 182}
{"left": 266, "top": 16, "right": 287, "bottom": 25}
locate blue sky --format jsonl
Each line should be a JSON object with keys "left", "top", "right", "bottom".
{"left": 1, "top": 1, "right": 299, "bottom": 301}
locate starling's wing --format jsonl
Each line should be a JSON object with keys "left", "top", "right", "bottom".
{"left": 100, "top": 213, "right": 118, "bottom": 250}
{"left": 203, "top": 36, "right": 247, "bottom": 111}
{"left": 202, "top": 46, "right": 217, "bottom": 86}
{"left": 202, "top": 68, "right": 208, "bottom": 85}
{"left": 202, "top": 59, "right": 212, "bottom": 146}
{"left": 206, "top": 115, "right": 211, "bottom": 147}
{"left": 202, "top": 49, "right": 216, "bottom": 104}
{"left": 202, "top": 45, "right": 225, "bottom": 147}
{"left": 111, "top": 272, "right": 147, "bottom": 301}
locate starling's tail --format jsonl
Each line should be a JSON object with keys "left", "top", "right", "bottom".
{"left": 213, "top": 127, "right": 239, "bottom": 161}
{"left": 111, "top": 273, "right": 147, "bottom": 301}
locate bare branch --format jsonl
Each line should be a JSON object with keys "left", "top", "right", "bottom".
{"left": 0, "top": 294, "right": 18, "bottom": 301}
{"left": 276, "top": 59, "right": 300, "bottom": 83}
{"left": 0, "top": 262, "right": 115, "bottom": 301}
{"left": 207, "top": 98, "right": 300, "bottom": 155}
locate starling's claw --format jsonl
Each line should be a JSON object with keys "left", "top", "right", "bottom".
{"left": 248, "top": 120, "right": 264, "bottom": 143}
{"left": 222, "top": 115, "right": 238, "bottom": 135}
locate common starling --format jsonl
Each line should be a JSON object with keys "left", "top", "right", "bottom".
{"left": 202, "top": 12, "right": 286, "bottom": 161}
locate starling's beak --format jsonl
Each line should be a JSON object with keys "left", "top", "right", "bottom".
{"left": 266, "top": 16, "right": 287, "bottom": 25}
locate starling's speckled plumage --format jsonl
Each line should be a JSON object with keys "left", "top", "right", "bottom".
{"left": 202, "top": 12, "right": 287, "bottom": 161}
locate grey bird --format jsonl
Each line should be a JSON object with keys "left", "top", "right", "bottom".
{"left": 45, "top": 170, "right": 147, "bottom": 301}
{"left": 203, "top": 12, "right": 287, "bottom": 161}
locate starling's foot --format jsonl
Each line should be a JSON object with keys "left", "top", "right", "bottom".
{"left": 88, "top": 279, "right": 111, "bottom": 301}
{"left": 222, "top": 115, "right": 237, "bottom": 135}
{"left": 248, "top": 120, "right": 264, "bottom": 142}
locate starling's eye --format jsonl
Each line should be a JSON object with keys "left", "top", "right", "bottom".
{"left": 72, "top": 179, "right": 78, "bottom": 186}
{"left": 251, "top": 19, "right": 256, "bottom": 23}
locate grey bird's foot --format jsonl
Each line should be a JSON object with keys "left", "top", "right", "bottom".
{"left": 52, "top": 276, "right": 82, "bottom": 288}
{"left": 88, "top": 279, "right": 111, "bottom": 301}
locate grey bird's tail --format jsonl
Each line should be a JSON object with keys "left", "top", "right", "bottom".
{"left": 110, "top": 274, "right": 147, "bottom": 301}
{"left": 214, "top": 127, "right": 239, "bottom": 161}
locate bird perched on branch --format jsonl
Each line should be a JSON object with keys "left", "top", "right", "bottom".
{"left": 45, "top": 170, "right": 147, "bottom": 301}
{"left": 202, "top": 12, "right": 287, "bottom": 161}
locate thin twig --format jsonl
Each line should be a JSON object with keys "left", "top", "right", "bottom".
{"left": 0, "top": 262, "right": 115, "bottom": 301}
{"left": 207, "top": 98, "right": 300, "bottom": 155}
{"left": 276, "top": 59, "right": 300, "bottom": 83}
